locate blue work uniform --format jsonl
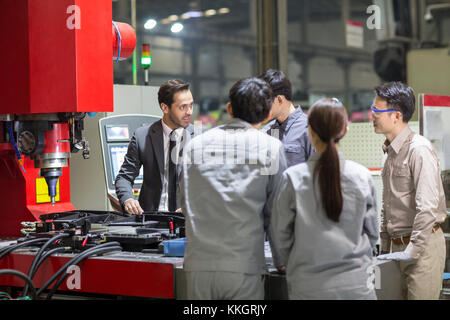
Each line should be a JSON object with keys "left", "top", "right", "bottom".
{"left": 264, "top": 106, "right": 313, "bottom": 167}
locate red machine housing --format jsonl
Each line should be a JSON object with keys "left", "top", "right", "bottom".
{"left": 113, "top": 22, "right": 137, "bottom": 61}
{"left": 41, "top": 123, "right": 71, "bottom": 155}
{"left": 0, "top": 0, "right": 114, "bottom": 114}
{"left": 0, "top": 253, "right": 178, "bottom": 299}
{"left": 0, "top": 0, "right": 135, "bottom": 237}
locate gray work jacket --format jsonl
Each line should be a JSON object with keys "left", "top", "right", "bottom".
{"left": 181, "top": 118, "right": 287, "bottom": 274}
{"left": 270, "top": 152, "right": 379, "bottom": 294}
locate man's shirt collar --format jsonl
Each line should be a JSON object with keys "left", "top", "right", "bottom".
{"left": 382, "top": 125, "right": 413, "bottom": 154}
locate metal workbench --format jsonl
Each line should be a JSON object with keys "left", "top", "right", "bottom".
{"left": 0, "top": 240, "right": 401, "bottom": 300}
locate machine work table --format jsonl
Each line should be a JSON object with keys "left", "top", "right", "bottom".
{"left": 0, "top": 240, "right": 401, "bottom": 300}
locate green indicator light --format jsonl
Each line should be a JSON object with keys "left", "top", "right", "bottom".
{"left": 141, "top": 56, "right": 152, "bottom": 66}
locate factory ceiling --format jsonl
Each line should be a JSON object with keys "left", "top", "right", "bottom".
{"left": 114, "top": 0, "right": 450, "bottom": 35}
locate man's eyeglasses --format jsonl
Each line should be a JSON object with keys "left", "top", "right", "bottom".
{"left": 370, "top": 105, "right": 399, "bottom": 117}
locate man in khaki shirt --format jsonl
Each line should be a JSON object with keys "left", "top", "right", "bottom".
{"left": 371, "top": 82, "right": 447, "bottom": 300}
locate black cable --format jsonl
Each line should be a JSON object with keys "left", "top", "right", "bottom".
{"left": 34, "top": 247, "right": 70, "bottom": 276}
{"left": 46, "top": 245, "right": 121, "bottom": 299}
{"left": 36, "top": 241, "right": 121, "bottom": 297}
{"left": 0, "top": 238, "right": 45, "bottom": 255}
{"left": 0, "top": 237, "right": 47, "bottom": 253}
{"left": 23, "top": 233, "right": 70, "bottom": 297}
{"left": 0, "top": 245, "right": 10, "bottom": 255}
{"left": 0, "top": 238, "right": 48, "bottom": 260}
{"left": 45, "top": 246, "right": 121, "bottom": 300}
{"left": 0, "top": 269, "right": 37, "bottom": 300}
{"left": 29, "top": 234, "right": 70, "bottom": 276}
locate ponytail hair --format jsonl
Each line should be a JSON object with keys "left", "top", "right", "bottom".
{"left": 308, "top": 98, "right": 348, "bottom": 223}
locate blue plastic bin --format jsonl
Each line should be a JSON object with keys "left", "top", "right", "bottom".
{"left": 163, "top": 238, "right": 186, "bottom": 257}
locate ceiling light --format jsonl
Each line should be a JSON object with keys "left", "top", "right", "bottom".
{"left": 184, "top": 11, "right": 202, "bottom": 18}
{"left": 168, "top": 15, "right": 179, "bottom": 22}
{"left": 218, "top": 8, "right": 230, "bottom": 14}
{"left": 171, "top": 23, "right": 184, "bottom": 33}
{"left": 144, "top": 19, "right": 157, "bottom": 30}
{"left": 204, "top": 9, "right": 217, "bottom": 17}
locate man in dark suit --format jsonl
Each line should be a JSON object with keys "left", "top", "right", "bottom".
{"left": 115, "top": 79, "right": 195, "bottom": 214}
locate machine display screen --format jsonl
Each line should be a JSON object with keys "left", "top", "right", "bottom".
{"left": 106, "top": 125, "right": 130, "bottom": 142}
{"left": 109, "top": 144, "right": 143, "bottom": 185}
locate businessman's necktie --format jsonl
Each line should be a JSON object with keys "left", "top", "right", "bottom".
{"left": 168, "top": 130, "right": 177, "bottom": 212}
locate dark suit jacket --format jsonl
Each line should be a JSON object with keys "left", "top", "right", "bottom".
{"left": 115, "top": 119, "right": 196, "bottom": 212}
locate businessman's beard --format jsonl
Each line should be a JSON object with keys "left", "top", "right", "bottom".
{"left": 166, "top": 112, "right": 190, "bottom": 129}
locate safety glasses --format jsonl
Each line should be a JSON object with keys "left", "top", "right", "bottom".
{"left": 370, "top": 105, "right": 400, "bottom": 117}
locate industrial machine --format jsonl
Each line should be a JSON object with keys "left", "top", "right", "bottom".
{"left": 419, "top": 94, "right": 450, "bottom": 282}
{"left": 0, "top": 1, "right": 194, "bottom": 300}
{"left": 419, "top": 94, "right": 450, "bottom": 209}
{"left": 0, "top": 214, "right": 186, "bottom": 299}
{"left": 35, "top": 210, "right": 185, "bottom": 251}
{"left": 98, "top": 114, "right": 161, "bottom": 211}
{"left": 0, "top": 0, "right": 136, "bottom": 237}
{"left": 444, "top": 171, "right": 450, "bottom": 209}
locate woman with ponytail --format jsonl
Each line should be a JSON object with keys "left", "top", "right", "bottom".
{"left": 270, "top": 98, "right": 379, "bottom": 300}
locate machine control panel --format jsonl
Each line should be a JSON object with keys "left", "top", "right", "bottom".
{"left": 99, "top": 114, "right": 161, "bottom": 210}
